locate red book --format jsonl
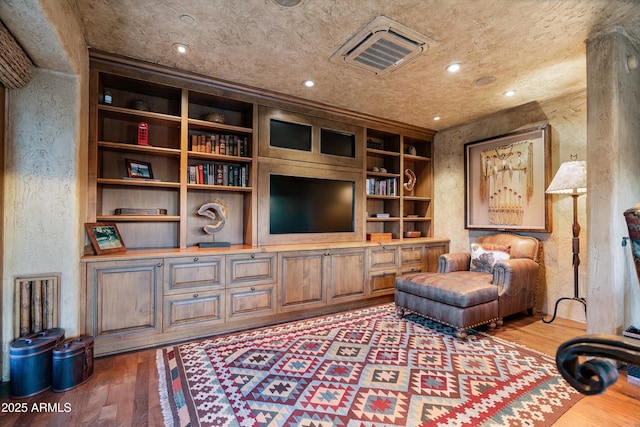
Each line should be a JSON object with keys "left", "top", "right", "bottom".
{"left": 197, "top": 164, "right": 204, "bottom": 184}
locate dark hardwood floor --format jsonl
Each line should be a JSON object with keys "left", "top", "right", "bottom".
{"left": 1, "top": 310, "right": 639, "bottom": 426}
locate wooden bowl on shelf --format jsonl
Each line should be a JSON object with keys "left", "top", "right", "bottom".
{"left": 404, "top": 231, "right": 421, "bottom": 238}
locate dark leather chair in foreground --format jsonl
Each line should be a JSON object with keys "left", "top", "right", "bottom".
{"left": 555, "top": 205, "right": 640, "bottom": 394}
{"left": 556, "top": 334, "right": 640, "bottom": 394}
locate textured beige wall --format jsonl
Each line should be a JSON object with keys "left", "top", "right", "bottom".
{"left": 587, "top": 28, "right": 640, "bottom": 335}
{"left": 0, "top": 0, "right": 88, "bottom": 381}
{"left": 1, "top": 69, "right": 83, "bottom": 380}
{"left": 434, "top": 91, "right": 588, "bottom": 321}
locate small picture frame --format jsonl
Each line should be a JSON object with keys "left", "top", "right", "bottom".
{"left": 126, "top": 159, "right": 154, "bottom": 179}
{"left": 85, "top": 222, "right": 126, "bottom": 255}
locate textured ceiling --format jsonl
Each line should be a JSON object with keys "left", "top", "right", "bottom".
{"left": 63, "top": 1, "right": 640, "bottom": 129}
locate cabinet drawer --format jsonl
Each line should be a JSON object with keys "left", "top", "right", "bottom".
{"left": 226, "top": 284, "right": 276, "bottom": 320}
{"left": 400, "top": 245, "right": 423, "bottom": 266}
{"left": 164, "top": 255, "right": 224, "bottom": 294}
{"left": 368, "top": 270, "right": 397, "bottom": 295}
{"left": 227, "top": 253, "right": 276, "bottom": 288}
{"left": 163, "top": 290, "right": 224, "bottom": 331}
{"left": 400, "top": 265, "right": 424, "bottom": 275}
{"left": 369, "top": 246, "right": 398, "bottom": 269}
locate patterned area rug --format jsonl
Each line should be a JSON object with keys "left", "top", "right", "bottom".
{"left": 157, "top": 304, "right": 583, "bottom": 426}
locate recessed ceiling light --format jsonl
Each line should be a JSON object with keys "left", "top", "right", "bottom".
{"left": 173, "top": 43, "right": 190, "bottom": 54}
{"left": 446, "top": 63, "right": 461, "bottom": 73}
{"left": 303, "top": 80, "right": 315, "bottom": 87}
{"left": 433, "top": 116, "right": 441, "bottom": 121}
{"left": 503, "top": 90, "right": 516, "bottom": 97}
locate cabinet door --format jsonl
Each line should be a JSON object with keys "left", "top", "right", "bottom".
{"left": 164, "top": 290, "right": 224, "bottom": 331}
{"left": 86, "top": 259, "right": 163, "bottom": 355}
{"left": 425, "top": 243, "right": 449, "bottom": 272}
{"left": 164, "top": 255, "right": 224, "bottom": 295}
{"left": 327, "top": 249, "right": 366, "bottom": 303}
{"left": 279, "top": 250, "right": 324, "bottom": 312}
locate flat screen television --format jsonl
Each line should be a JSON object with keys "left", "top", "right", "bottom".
{"left": 269, "top": 174, "right": 355, "bottom": 234}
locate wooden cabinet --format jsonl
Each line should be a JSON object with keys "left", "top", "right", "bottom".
{"left": 91, "top": 72, "right": 183, "bottom": 249}
{"left": 366, "top": 240, "right": 449, "bottom": 295}
{"left": 84, "top": 239, "right": 448, "bottom": 355}
{"left": 367, "top": 245, "right": 398, "bottom": 296}
{"left": 89, "top": 56, "right": 256, "bottom": 250}
{"left": 279, "top": 250, "right": 325, "bottom": 312}
{"left": 326, "top": 248, "right": 366, "bottom": 303}
{"left": 163, "top": 255, "right": 225, "bottom": 331}
{"left": 402, "top": 135, "right": 433, "bottom": 238}
{"left": 365, "top": 130, "right": 401, "bottom": 239}
{"left": 279, "top": 247, "right": 367, "bottom": 310}
{"left": 84, "top": 53, "right": 444, "bottom": 356}
{"left": 226, "top": 253, "right": 277, "bottom": 320}
{"left": 258, "top": 106, "right": 363, "bottom": 169}
{"left": 85, "top": 258, "right": 163, "bottom": 354}
{"left": 89, "top": 53, "right": 437, "bottom": 252}
{"left": 365, "top": 128, "right": 433, "bottom": 240}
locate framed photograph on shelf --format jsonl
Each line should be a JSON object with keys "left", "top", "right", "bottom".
{"left": 85, "top": 222, "right": 126, "bottom": 255}
{"left": 126, "top": 159, "right": 154, "bottom": 179}
{"left": 464, "top": 125, "right": 552, "bottom": 232}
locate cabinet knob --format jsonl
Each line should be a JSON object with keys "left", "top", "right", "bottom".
{"left": 193, "top": 257, "right": 199, "bottom": 262}
{"left": 156, "top": 263, "right": 163, "bottom": 268}
{"left": 193, "top": 293, "right": 199, "bottom": 298}
{"left": 251, "top": 287, "right": 256, "bottom": 292}
{"left": 250, "top": 253, "right": 256, "bottom": 259}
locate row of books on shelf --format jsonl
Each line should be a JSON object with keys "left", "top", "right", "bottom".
{"left": 188, "top": 163, "right": 249, "bottom": 187}
{"left": 366, "top": 177, "right": 398, "bottom": 196}
{"left": 190, "top": 133, "right": 249, "bottom": 157}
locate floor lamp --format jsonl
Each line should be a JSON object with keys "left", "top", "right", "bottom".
{"left": 543, "top": 160, "right": 587, "bottom": 324}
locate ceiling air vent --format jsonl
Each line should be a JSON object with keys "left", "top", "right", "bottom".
{"left": 330, "top": 16, "right": 436, "bottom": 75}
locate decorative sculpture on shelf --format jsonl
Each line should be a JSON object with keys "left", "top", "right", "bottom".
{"left": 197, "top": 200, "right": 230, "bottom": 247}
{"left": 403, "top": 169, "right": 416, "bottom": 195}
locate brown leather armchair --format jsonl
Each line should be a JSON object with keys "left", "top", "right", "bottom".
{"left": 396, "top": 233, "right": 541, "bottom": 338}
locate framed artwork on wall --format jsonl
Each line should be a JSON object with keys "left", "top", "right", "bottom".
{"left": 464, "top": 125, "right": 552, "bottom": 232}
{"left": 85, "top": 222, "right": 126, "bottom": 255}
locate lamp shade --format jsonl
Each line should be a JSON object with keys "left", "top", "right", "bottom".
{"left": 546, "top": 160, "right": 587, "bottom": 195}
